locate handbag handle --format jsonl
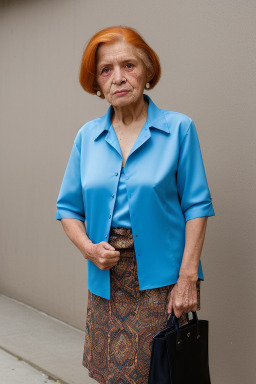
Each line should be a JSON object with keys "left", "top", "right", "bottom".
{"left": 167, "top": 311, "right": 201, "bottom": 350}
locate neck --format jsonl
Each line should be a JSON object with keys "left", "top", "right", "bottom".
{"left": 112, "top": 95, "right": 148, "bottom": 126}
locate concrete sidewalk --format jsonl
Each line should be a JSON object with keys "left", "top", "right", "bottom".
{"left": 0, "top": 347, "right": 62, "bottom": 384}
{"left": 0, "top": 294, "right": 95, "bottom": 384}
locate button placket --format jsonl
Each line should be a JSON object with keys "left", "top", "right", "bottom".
{"left": 105, "top": 167, "right": 122, "bottom": 238}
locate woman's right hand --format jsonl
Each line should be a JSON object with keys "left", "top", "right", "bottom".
{"left": 84, "top": 241, "right": 121, "bottom": 270}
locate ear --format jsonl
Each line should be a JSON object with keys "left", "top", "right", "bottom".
{"left": 93, "top": 81, "right": 105, "bottom": 99}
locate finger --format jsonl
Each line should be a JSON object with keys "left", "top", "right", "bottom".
{"left": 102, "top": 243, "right": 120, "bottom": 257}
{"left": 173, "top": 307, "right": 182, "bottom": 318}
{"left": 191, "top": 292, "right": 198, "bottom": 312}
{"left": 167, "top": 296, "right": 173, "bottom": 314}
{"left": 102, "top": 242, "right": 116, "bottom": 251}
{"left": 173, "top": 298, "right": 183, "bottom": 318}
{"left": 168, "top": 286, "right": 179, "bottom": 318}
{"left": 191, "top": 284, "right": 198, "bottom": 312}
{"left": 187, "top": 284, "right": 193, "bottom": 311}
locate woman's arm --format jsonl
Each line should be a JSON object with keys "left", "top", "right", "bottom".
{"left": 60, "top": 218, "right": 94, "bottom": 260}
{"left": 167, "top": 217, "right": 208, "bottom": 317}
{"left": 179, "top": 216, "right": 208, "bottom": 279}
{"left": 60, "top": 218, "right": 121, "bottom": 269}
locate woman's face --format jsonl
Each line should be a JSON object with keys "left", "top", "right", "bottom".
{"left": 96, "top": 39, "right": 150, "bottom": 108}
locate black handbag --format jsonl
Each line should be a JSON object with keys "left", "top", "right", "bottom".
{"left": 148, "top": 311, "right": 211, "bottom": 384}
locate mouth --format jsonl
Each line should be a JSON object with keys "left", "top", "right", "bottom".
{"left": 114, "top": 90, "right": 130, "bottom": 96}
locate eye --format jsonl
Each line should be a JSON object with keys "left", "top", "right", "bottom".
{"left": 101, "top": 67, "right": 110, "bottom": 74}
{"left": 125, "top": 63, "right": 134, "bottom": 69}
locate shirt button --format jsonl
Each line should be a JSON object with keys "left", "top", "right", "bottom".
{"left": 138, "top": 253, "right": 140, "bottom": 256}
{"left": 105, "top": 234, "right": 108, "bottom": 238}
{"left": 126, "top": 176, "right": 129, "bottom": 180}
{"left": 115, "top": 172, "right": 118, "bottom": 176}
{"left": 136, "top": 234, "right": 138, "bottom": 237}
{"left": 112, "top": 194, "right": 115, "bottom": 198}
{"left": 109, "top": 214, "right": 111, "bottom": 219}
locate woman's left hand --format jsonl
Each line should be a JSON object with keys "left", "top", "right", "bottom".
{"left": 167, "top": 275, "right": 198, "bottom": 318}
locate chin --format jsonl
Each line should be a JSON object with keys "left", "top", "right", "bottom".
{"left": 112, "top": 93, "right": 139, "bottom": 106}
{"left": 112, "top": 96, "right": 132, "bottom": 106}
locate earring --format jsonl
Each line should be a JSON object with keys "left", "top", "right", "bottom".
{"left": 97, "top": 90, "right": 101, "bottom": 97}
{"left": 146, "top": 82, "right": 150, "bottom": 89}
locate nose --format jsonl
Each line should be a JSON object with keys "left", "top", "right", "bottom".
{"left": 113, "top": 66, "right": 124, "bottom": 84}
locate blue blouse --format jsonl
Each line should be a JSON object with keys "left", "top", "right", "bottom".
{"left": 111, "top": 166, "right": 131, "bottom": 228}
{"left": 56, "top": 94, "right": 215, "bottom": 300}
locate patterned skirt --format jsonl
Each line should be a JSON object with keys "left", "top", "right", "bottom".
{"left": 82, "top": 227, "right": 201, "bottom": 384}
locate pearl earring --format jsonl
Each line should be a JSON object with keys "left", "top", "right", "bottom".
{"left": 97, "top": 90, "right": 101, "bottom": 97}
{"left": 146, "top": 82, "right": 150, "bottom": 89}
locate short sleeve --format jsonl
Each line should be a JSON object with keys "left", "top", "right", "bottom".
{"left": 177, "top": 120, "right": 215, "bottom": 222}
{"left": 56, "top": 139, "right": 85, "bottom": 222}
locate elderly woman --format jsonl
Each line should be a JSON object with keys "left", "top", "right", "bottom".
{"left": 56, "top": 26, "right": 215, "bottom": 384}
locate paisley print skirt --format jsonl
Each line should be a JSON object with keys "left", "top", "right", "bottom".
{"left": 82, "top": 227, "right": 201, "bottom": 384}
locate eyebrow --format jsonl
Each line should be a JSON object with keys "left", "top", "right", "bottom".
{"left": 97, "top": 58, "right": 138, "bottom": 70}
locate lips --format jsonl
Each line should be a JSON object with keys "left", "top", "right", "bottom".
{"left": 114, "top": 90, "right": 129, "bottom": 95}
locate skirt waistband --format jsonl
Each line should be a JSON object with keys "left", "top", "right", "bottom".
{"left": 109, "top": 227, "right": 134, "bottom": 251}
{"left": 109, "top": 227, "right": 133, "bottom": 237}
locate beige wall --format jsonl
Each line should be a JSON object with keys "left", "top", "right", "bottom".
{"left": 1, "top": 0, "right": 255, "bottom": 382}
